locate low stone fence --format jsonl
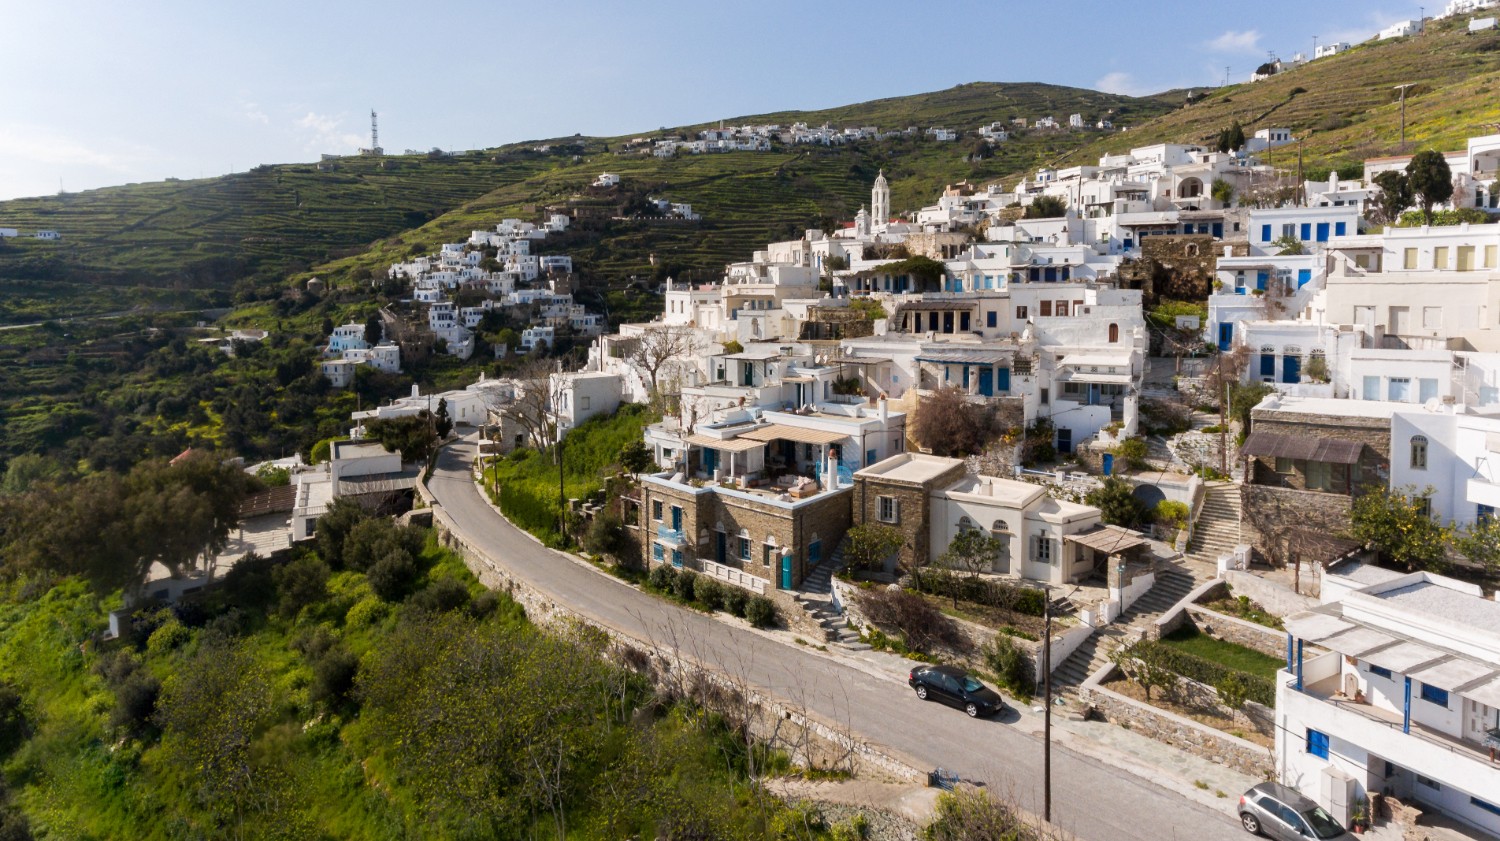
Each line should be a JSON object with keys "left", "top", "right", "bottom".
{"left": 1148, "top": 578, "right": 1222, "bottom": 640}
{"left": 698, "top": 558, "right": 767, "bottom": 594}
{"left": 1080, "top": 663, "right": 1274, "bottom": 779}
{"left": 1184, "top": 604, "right": 1285, "bottom": 659}
{"left": 1222, "top": 569, "right": 1317, "bottom": 617}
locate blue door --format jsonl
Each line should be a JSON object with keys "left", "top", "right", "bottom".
{"left": 1256, "top": 271, "right": 1268, "bottom": 291}
{"left": 1212, "top": 222, "right": 1223, "bottom": 238}
{"left": 996, "top": 368, "right": 1010, "bottom": 393}
{"left": 1316, "top": 222, "right": 1330, "bottom": 242}
{"left": 716, "top": 531, "right": 727, "bottom": 563}
{"left": 978, "top": 368, "right": 994, "bottom": 396}
{"left": 703, "top": 448, "right": 718, "bottom": 476}
{"left": 671, "top": 549, "right": 683, "bottom": 568}
{"left": 962, "top": 366, "right": 970, "bottom": 390}
{"left": 780, "top": 554, "right": 793, "bottom": 589}
{"left": 1056, "top": 427, "right": 1073, "bottom": 454}
{"left": 1282, "top": 355, "right": 1301, "bottom": 384}
{"left": 1297, "top": 269, "right": 1312, "bottom": 288}
{"left": 1218, "top": 323, "right": 1234, "bottom": 351}
{"left": 1260, "top": 353, "right": 1275, "bottom": 378}
{"left": 1102, "top": 453, "right": 1114, "bottom": 476}
{"left": 809, "top": 540, "right": 821, "bottom": 566}
{"left": 671, "top": 506, "right": 682, "bottom": 532}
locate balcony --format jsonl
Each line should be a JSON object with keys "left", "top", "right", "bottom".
{"left": 656, "top": 524, "right": 686, "bottom": 546}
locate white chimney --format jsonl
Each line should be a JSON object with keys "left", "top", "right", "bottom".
{"left": 824, "top": 449, "right": 839, "bottom": 491}
{"left": 879, "top": 396, "right": 889, "bottom": 422}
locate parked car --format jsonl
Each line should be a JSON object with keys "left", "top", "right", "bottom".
{"left": 1238, "top": 782, "right": 1348, "bottom": 839}
{"left": 907, "top": 665, "right": 1005, "bottom": 718}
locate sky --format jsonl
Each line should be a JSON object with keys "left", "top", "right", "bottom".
{"left": 0, "top": 0, "right": 1427, "bottom": 201}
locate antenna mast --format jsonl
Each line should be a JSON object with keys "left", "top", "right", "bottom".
{"left": 370, "top": 110, "right": 380, "bottom": 152}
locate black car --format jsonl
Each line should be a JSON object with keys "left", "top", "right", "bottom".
{"left": 908, "top": 665, "right": 1006, "bottom": 717}
{"left": 1238, "top": 782, "right": 1349, "bottom": 839}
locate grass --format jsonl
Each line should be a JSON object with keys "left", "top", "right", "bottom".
{"left": 1160, "top": 625, "right": 1284, "bottom": 680}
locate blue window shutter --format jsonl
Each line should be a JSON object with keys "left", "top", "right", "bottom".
{"left": 1298, "top": 269, "right": 1312, "bottom": 287}
{"left": 1257, "top": 271, "right": 1268, "bottom": 290}
{"left": 1316, "top": 222, "right": 1330, "bottom": 242}
{"left": 997, "top": 368, "right": 1011, "bottom": 391}
{"left": 1261, "top": 224, "right": 1272, "bottom": 242}
{"left": 1300, "top": 223, "right": 1312, "bottom": 240}
{"left": 1306, "top": 729, "right": 1329, "bottom": 759}
{"left": 1335, "top": 222, "right": 1347, "bottom": 237}
{"left": 1261, "top": 354, "right": 1275, "bottom": 376}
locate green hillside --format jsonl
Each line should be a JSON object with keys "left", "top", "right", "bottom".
{"left": 1055, "top": 15, "right": 1500, "bottom": 175}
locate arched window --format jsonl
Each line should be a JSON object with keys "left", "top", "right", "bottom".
{"left": 1108, "top": 323, "right": 1119, "bottom": 343}
{"left": 957, "top": 516, "right": 974, "bottom": 533}
{"left": 1411, "top": 435, "right": 1428, "bottom": 470}
{"left": 1185, "top": 243, "right": 1200, "bottom": 257}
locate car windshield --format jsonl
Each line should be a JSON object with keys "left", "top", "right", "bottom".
{"left": 961, "top": 676, "right": 984, "bottom": 693}
{"left": 1303, "top": 806, "right": 1344, "bottom": 839}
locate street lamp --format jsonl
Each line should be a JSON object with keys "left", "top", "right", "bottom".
{"left": 1042, "top": 584, "right": 1053, "bottom": 824}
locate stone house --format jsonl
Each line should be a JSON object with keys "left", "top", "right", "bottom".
{"left": 851, "top": 454, "right": 969, "bottom": 572}
{"left": 1240, "top": 395, "right": 1396, "bottom": 565}
{"left": 636, "top": 468, "right": 852, "bottom": 592}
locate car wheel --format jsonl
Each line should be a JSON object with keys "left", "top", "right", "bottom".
{"left": 915, "top": 685, "right": 928, "bottom": 700}
{"left": 1240, "top": 812, "right": 1260, "bottom": 835}
{"left": 965, "top": 703, "right": 980, "bottom": 717}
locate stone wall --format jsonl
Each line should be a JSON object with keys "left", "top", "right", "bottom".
{"left": 1115, "top": 235, "right": 1226, "bottom": 303}
{"left": 1185, "top": 604, "right": 1287, "bottom": 659}
{"left": 1222, "top": 568, "right": 1318, "bottom": 617}
{"left": 853, "top": 462, "right": 967, "bottom": 572}
{"left": 1239, "top": 484, "right": 1354, "bottom": 567}
{"left": 1080, "top": 665, "right": 1274, "bottom": 779}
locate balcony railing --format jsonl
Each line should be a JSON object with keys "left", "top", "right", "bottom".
{"left": 656, "top": 525, "right": 686, "bottom": 545}
{"left": 1291, "top": 677, "right": 1495, "bottom": 765}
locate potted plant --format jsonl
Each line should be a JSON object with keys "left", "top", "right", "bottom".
{"left": 1350, "top": 796, "right": 1369, "bottom": 834}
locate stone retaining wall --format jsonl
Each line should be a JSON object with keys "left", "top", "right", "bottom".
{"left": 1184, "top": 604, "right": 1286, "bottom": 659}
{"left": 1080, "top": 664, "right": 1274, "bottom": 779}
{"left": 1222, "top": 568, "right": 1317, "bottom": 617}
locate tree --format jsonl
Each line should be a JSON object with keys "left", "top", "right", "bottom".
{"left": 1112, "top": 642, "right": 1177, "bottom": 702}
{"left": 273, "top": 554, "right": 330, "bottom": 618}
{"left": 1085, "top": 477, "right": 1147, "bottom": 527}
{"left": 1406, "top": 149, "right": 1454, "bottom": 225}
{"left": 363, "top": 314, "right": 383, "bottom": 347}
{"left": 315, "top": 498, "right": 368, "bottom": 570}
{"left": 1371, "top": 171, "right": 1413, "bottom": 227}
{"left": 843, "top": 523, "right": 904, "bottom": 572}
{"left": 434, "top": 398, "right": 453, "bottom": 439}
{"left": 1348, "top": 486, "right": 1450, "bottom": 571}
{"left": 625, "top": 325, "right": 696, "bottom": 406}
{"left": 1023, "top": 195, "right": 1068, "bottom": 219}
{"left": 1270, "top": 234, "right": 1305, "bottom": 255}
{"left": 365, "top": 414, "right": 437, "bottom": 464}
{"left": 912, "top": 386, "right": 993, "bottom": 457}
{"left": 1210, "top": 178, "right": 1234, "bottom": 206}
{"left": 619, "top": 439, "right": 654, "bottom": 474}
{"left": 1454, "top": 517, "right": 1500, "bottom": 572}
{"left": 1228, "top": 120, "right": 1246, "bottom": 151}
{"left": 497, "top": 358, "right": 567, "bottom": 450}
{"left": 941, "top": 528, "right": 1005, "bottom": 581}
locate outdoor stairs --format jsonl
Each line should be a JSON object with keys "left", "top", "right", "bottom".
{"left": 1050, "top": 567, "right": 1202, "bottom": 693}
{"left": 793, "top": 539, "right": 869, "bottom": 650}
{"left": 1185, "top": 482, "right": 1243, "bottom": 566}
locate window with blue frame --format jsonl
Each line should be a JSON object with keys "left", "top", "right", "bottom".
{"left": 739, "top": 536, "right": 751, "bottom": 561}
{"left": 987, "top": 311, "right": 997, "bottom": 328}
{"left": 1262, "top": 224, "right": 1273, "bottom": 242}
{"left": 1419, "top": 683, "right": 1449, "bottom": 707}
{"left": 653, "top": 543, "right": 664, "bottom": 561}
{"left": 1300, "top": 223, "right": 1312, "bottom": 240}
{"left": 1368, "top": 664, "right": 1392, "bottom": 679}
{"left": 1481, "top": 504, "right": 1496, "bottom": 524}
{"left": 1306, "top": 728, "right": 1330, "bottom": 759}
{"left": 1335, "top": 222, "right": 1347, "bottom": 237}
{"left": 1473, "top": 798, "right": 1500, "bottom": 818}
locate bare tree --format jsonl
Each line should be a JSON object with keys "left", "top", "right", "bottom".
{"left": 626, "top": 325, "right": 697, "bottom": 406}
{"left": 499, "top": 358, "right": 567, "bottom": 449}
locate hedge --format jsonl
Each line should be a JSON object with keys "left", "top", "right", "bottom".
{"left": 1131, "top": 640, "right": 1275, "bottom": 708}
{"left": 921, "top": 569, "right": 1047, "bottom": 616}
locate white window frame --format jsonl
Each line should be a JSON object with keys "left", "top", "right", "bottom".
{"left": 877, "top": 496, "right": 900, "bottom": 524}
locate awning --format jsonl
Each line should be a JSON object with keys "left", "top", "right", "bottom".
{"left": 685, "top": 434, "right": 765, "bottom": 453}
{"left": 1363, "top": 641, "right": 1446, "bottom": 674}
{"left": 1409, "top": 657, "right": 1497, "bottom": 693}
{"left": 1242, "top": 432, "right": 1363, "bottom": 465}
{"left": 738, "top": 424, "right": 848, "bottom": 445}
{"left": 894, "top": 301, "right": 975, "bottom": 313}
{"left": 1060, "top": 354, "right": 1131, "bottom": 369}
{"left": 915, "top": 350, "right": 1013, "bottom": 365}
{"left": 1065, "top": 524, "right": 1150, "bottom": 555}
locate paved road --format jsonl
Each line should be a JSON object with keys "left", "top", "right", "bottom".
{"left": 429, "top": 441, "right": 1243, "bottom": 841}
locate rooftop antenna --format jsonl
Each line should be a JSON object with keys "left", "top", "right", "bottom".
{"left": 370, "top": 110, "right": 380, "bottom": 151}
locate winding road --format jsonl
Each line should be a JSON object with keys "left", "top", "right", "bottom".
{"left": 428, "top": 439, "right": 1243, "bottom": 841}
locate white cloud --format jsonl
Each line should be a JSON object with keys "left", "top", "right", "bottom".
{"left": 0, "top": 124, "right": 135, "bottom": 172}
{"left": 1206, "top": 29, "right": 1263, "bottom": 54}
{"left": 1095, "top": 72, "right": 1150, "bottom": 97}
{"left": 296, "top": 112, "right": 365, "bottom": 153}
{"left": 240, "top": 101, "right": 269, "bottom": 125}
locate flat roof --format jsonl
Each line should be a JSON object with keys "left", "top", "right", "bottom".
{"left": 1379, "top": 580, "right": 1500, "bottom": 629}
{"left": 332, "top": 440, "right": 396, "bottom": 461}
{"left": 856, "top": 453, "right": 964, "bottom": 484}
{"left": 1255, "top": 396, "right": 1406, "bottom": 420}
{"left": 944, "top": 474, "right": 1045, "bottom": 507}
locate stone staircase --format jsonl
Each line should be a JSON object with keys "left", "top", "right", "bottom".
{"left": 793, "top": 539, "right": 868, "bottom": 649}
{"left": 1185, "top": 482, "right": 1243, "bottom": 566}
{"left": 1050, "top": 567, "right": 1201, "bottom": 692}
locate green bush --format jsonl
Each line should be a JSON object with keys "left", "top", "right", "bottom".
{"left": 721, "top": 587, "right": 748, "bottom": 617}
{"left": 146, "top": 620, "right": 191, "bottom": 655}
{"left": 648, "top": 564, "right": 678, "bottom": 593}
{"left": 745, "top": 596, "right": 777, "bottom": 628}
{"left": 693, "top": 576, "right": 724, "bottom": 610}
{"left": 1113, "top": 437, "right": 1149, "bottom": 470}
{"left": 672, "top": 569, "right": 699, "bottom": 602}
{"left": 1154, "top": 500, "right": 1190, "bottom": 531}
{"left": 982, "top": 634, "right": 1035, "bottom": 703}
{"left": 921, "top": 568, "right": 1046, "bottom": 616}
{"left": 1130, "top": 640, "right": 1275, "bottom": 707}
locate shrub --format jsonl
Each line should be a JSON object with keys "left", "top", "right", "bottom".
{"left": 1216, "top": 672, "right": 1252, "bottom": 711}
{"left": 367, "top": 549, "right": 420, "bottom": 602}
{"left": 982, "top": 635, "right": 1035, "bottom": 702}
{"left": 721, "top": 587, "right": 748, "bottom": 617}
{"left": 693, "top": 576, "right": 724, "bottom": 610}
{"left": 1127, "top": 640, "right": 1274, "bottom": 707}
{"left": 345, "top": 595, "right": 390, "bottom": 628}
{"left": 745, "top": 596, "right": 777, "bottom": 628}
{"left": 309, "top": 647, "right": 359, "bottom": 709}
{"left": 921, "top": 569, "right": 1046, "bottom": 616}
{"left": 830, "top": 813, "right": 869, "bottom": 841}
{"left": 110, "top": 673, "right": 161, "bottom": 737}
{"left": 1154, "top": 500, "right": 1190, "bottom": 531}
{"left": 274, "top": 554, "right": 331, "bottom": 619}
{"left": 408, "top": 577, "right": 472, "bottom": 614}
{"left": 146, "top": 620, "right": 191, "bottom": 655}
{"left": 647, "top": 564, "right": 678, "bottom": 593}
{"left": 1112, "top": 437, "right": 1149, "bottom": 470}
{"left": 855, "top": 588, "right": 958, "bottom": 653}
{"left": 1086, "top": 476, "right": 1148, "bottom": 527}
{"left": 672, "top": 569, "right": 699, "bottom": 601}
{"left": 844, "top": 523, "right": 904, "bottom": 572}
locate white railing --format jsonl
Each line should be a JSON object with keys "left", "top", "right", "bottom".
{"left": 699, "top": 558, "right": 767, "bottom": 594}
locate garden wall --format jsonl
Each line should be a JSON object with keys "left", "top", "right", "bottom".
{"left": 1222, "top": 569, "right": 1317, "bottom": 617}
{"left": 1183, "top": 604, "right": 1286, "bottom": 659}
{"left": 1080, "top": 664, "right": 1274, "bottom": 779}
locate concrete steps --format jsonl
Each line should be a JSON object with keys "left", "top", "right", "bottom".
{"left": 794, "top": 540, "right": 869, "bottom": 649}
{"left": 1186, "top": 484, "right": 1242, "bottom": 566}
{"left": 1051, "top": 567, "right": 1201, "bottom": 692}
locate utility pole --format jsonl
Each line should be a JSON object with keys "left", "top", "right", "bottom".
{"left": 1043, "top": 587, "right": 1053, "bottom": 825}
{"left": 1393, "top": 83, "right": 1416, "bottom": 150}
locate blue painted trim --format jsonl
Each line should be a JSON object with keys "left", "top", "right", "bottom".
{"left": 1286, "top": 633, "right": 1294, "bottom": 673}
{"left": 1403, "top": 677, "right": 1412, "bottom": 734}
{"left": 1296, "top": 639, "right": 1304, "bottom": 692}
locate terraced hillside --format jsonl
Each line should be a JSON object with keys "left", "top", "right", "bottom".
{"left": 1055, "top": 14, "right": 1500, "bottom": 174}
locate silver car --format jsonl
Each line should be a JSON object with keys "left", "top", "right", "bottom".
{"left": 1238, "top": 782, "right": 1349, "bottom": 839}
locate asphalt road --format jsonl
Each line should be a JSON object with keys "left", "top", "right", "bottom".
{"left": 430, "top": 440, "right": 1244, "bottom": 841}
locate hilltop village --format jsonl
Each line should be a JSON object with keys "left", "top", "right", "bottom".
{"left": 254, "top": 110, "right": 1500, "bottom": 838}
